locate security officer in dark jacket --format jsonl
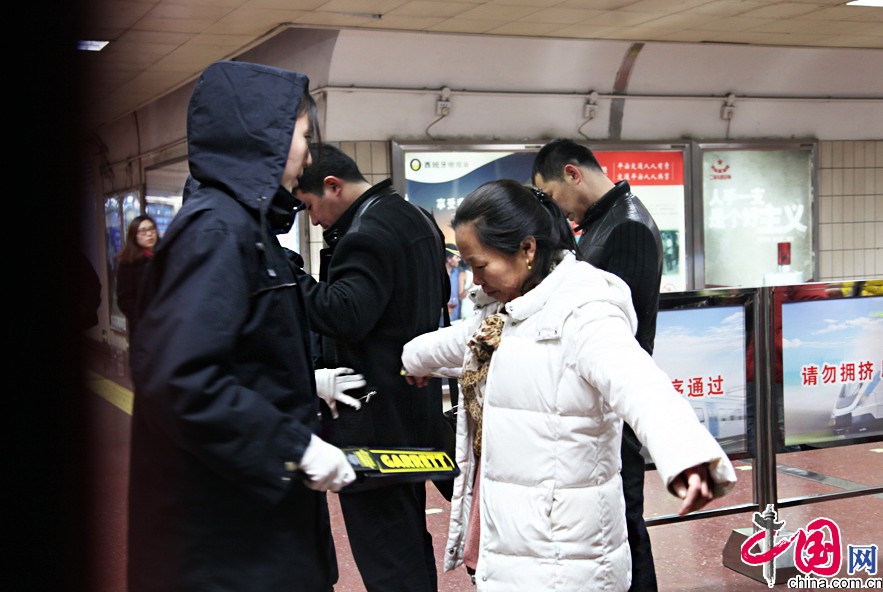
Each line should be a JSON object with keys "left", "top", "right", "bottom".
{"left": 296, "top": 144, "right": 449, "bottom": 592}
{"left": 129, "top": 61, "right": 354, "bottom": 592}
{"left": 533, "top": 138, "right": 663, "bottom": 592}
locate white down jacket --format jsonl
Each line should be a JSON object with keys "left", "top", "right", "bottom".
{"left": 402, "top": 252, "right": 737, "bottom": 592}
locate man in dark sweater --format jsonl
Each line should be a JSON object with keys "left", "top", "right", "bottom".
{"left": 296, "top": 144, "right": 449, "bottom": 592}
{"left": 533, "top": 138, "right": 663, "bottom": 592}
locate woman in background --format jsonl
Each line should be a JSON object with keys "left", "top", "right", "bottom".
{"left": 115, "top": 215, "right": 159, "bottom": 338}
{"left": 402, "top": 179, "right": 737, "bottom": 591}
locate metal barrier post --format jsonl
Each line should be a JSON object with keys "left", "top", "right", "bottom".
{"left": 722, "top": 286, "right": 797, "bottom": 584}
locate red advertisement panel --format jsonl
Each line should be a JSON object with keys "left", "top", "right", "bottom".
{"left": 595, "top": 151, "right": 684, "bottom": 186}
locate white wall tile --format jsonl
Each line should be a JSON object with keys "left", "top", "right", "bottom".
{"left": 863, "top": 195, "right": 876, "bottom": 222}
{"left": 832, "top": 141, "right": 843, "bottom": 168}
{"left": 354, "top": 142, "right": 373, "bottom": 174}
{"left": 852, "top": 250, "right": 864, "bottom": 277}
{"left": 819, "top": 141, "right": 833, "bottom": 169}
{"left": 877, "top": 221, "right": 883, "bottom": 248}
{"left": 842, "top": 195, "right": 854, "bottom": 223}
{"left": 864, "top": 250, "right": 875, "bottom": 277}
{"left": 865, "top": 141, "right": 877, "bottom": 168}
{"left": 876, "top": 248, "right": 883, "bottom": 275}
{"left": 832, "top": 192, "right": 843, "bottom": 223}
{"left": 371, "top": 142, "right": 389, "bottom": 176}
{"left": 818, "top": 168, "right": 832, "bottom": 198}
{"left": 832, "top": 168, "right": 843, "bottom": 197}
{"left": 832, "top": 223, "right": 843, "bottom": 249}
{"left": 865, "top": 169, "right": 876, "bottom": 196}
{"left": 853, "top": 142, "right": 865, "bottom": 168}
{"left": 819, "top": 193, "right": 834, "bottom": 224}
{"left": 819, "top": 141, "right": 832, "bottom": 168}
{"left": 831, "top": 250, "right": 844, "bottom": 278}
{"left": 843, "top": 168, "right": 855, "bottom": 196}
{"left": 876, "top": 141, "right": 883, "bottom": 167}
{"left": 843, "top": 222, "right": 855, "bottom": 249}
{"left": 819, "top": 250, "right": 832, "bottom": 279}
{"left": 855, "top": 168, "right": 866, "bottom": 195}
{"left": 842, "top": 141, "right": 854, "bottom": 168}
{"left": 853, "top": 221, "right": 865, "bottom": 249}
{"left": 865, "top": 222, "right": 876, "bottom": 248}
{"left": 843, "top": 248, "right": 855, "bottom": 277}
{"left": 819, "top": 223, "right": 833, "bottom": 250}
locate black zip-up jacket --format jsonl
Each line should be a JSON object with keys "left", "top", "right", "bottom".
{"left": 304, "top": 179, "right": 449, "bottom": 451}
{"left": 576, "top": 180, "right": 663, "bottom": 355}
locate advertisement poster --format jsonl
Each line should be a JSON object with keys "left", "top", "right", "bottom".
{"left": 594, "top": 151, "right": 686, "bottom": 293}
{"left": 702, "top": 147, "right": 814, "bottom": 288}
{"left": 401, "top": 146, "right": 687, "bottom": 292}
{"left": 653, "top": 304, "right": 748, "bottom": 455}
{"left": 782, "top": 295, "right": 883, "bottom": 446}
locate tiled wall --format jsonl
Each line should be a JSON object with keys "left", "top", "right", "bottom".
{"left": 817, "top": 140, "right": 883, "bottom": 280}
{"left": 313, "top": 140, "right": 883, "bottom": 283}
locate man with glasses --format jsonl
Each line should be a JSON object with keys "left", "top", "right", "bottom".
{"left": 296, "top": 144, "right": 449, "bottom": 592}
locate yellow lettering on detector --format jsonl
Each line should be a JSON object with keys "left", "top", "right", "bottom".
{"left": 374, "top": 450, "right": 454, "bottom": 473}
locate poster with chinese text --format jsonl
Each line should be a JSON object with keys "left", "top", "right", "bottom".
{"left": 782, "top": 295, "right": 883, "bottom": 446}
{"left": 653, "top": 304, "right": 748, "bottom": 455}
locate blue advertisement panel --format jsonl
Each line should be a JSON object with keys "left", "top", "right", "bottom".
{"left": 654, "top": 299, "right": 749, "bottom": 456}
{"left": 781, "top": 288, "right": 883, "bottom": 446}
{"left": 395, "top": 142, "right": 689, "bottom": 292}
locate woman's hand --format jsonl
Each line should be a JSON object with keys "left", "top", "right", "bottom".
{"left": 670, "top": 463, "right": 715, "bottom": 516}
{"left": 404, "top": 374, "right": 430, "bottom": 388}
{"left": 401, "top": 367, "right": 430, "bottom": 388}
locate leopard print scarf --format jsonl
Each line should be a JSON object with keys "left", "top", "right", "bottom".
{"left": 459, "top": 312, "right": 506, "bottom": 458}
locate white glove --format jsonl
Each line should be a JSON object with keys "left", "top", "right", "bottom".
{"left": 315, "top": 367, "right": 366, "bottom": 419}
{"left": 299, "top": 434, "right": 356, "bottom": 492}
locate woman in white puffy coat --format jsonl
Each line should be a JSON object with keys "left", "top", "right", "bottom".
{"left": 402, "top": 180, "right": 737, "bottom": 591}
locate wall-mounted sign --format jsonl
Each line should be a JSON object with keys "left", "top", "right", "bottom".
{"left": 701, "top": 146, "right": 815, "bottom": 288}
{"left": 396, "top": 143, "right": 689, "bottom": 292}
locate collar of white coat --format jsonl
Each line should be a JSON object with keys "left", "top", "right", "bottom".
{"left": 501, "top": 251, "right": 637, "bottom": 340}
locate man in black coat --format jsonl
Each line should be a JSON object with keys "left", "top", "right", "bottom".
{"left": 128, "top": 61, "right": 355, "bottom": 592}
{"left": 296, "top": 144, "right": 449, "bottom": 592}
{"left": 533, "top": 138, "right": 664, "bottom": 592}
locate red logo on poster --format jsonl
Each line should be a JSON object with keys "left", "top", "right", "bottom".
{"left": 710, "top": 159, "right": 731, "bottom": 180}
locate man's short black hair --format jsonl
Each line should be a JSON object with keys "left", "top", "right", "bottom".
{"left": 532, "top": 138, "right": 604, "bottom": 184}
{"left": 298, "top": 144, "right": 367, "bottom": 195}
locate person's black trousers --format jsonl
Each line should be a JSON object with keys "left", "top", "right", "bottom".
{"left": 338, "top": 481, "right": 437, "bottom": 592}
{"left": 621, "top": 423, "right": 658, "bottom": 591}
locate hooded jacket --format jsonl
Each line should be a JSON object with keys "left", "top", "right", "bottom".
{"left": 402, "top": 253, "right": 737, "bottom": 591}
{"left": 129, "top": 61, "right": 336, "bottom": 592}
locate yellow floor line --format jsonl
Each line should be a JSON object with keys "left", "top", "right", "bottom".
{"left": 85, "top": 370, "right": 133, "bottom": 416}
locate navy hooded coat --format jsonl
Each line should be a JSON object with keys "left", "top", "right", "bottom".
{"left": 128, "top": 61, "right": 336, "bottom": 592}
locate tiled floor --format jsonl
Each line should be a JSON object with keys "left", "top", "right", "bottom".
{"left": 84, "top": 365, "right": 883, "bottom": 591}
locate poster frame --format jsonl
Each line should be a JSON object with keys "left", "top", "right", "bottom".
{"left": 775, "top": 279, "right": 883, "bottom": 450}
{"left": 690, "top": 139, "right": 819, "bottom": 290}
{"left": 390, "top": 140, "right": 696, "bottom": 290}
{"left": 656, "top": 286, "right": 759, "bottom": 462}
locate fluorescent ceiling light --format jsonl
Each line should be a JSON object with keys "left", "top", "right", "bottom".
{"left": 78, "top": 40, "right": 109, "bottom": 52}
{"left": 846, "top": 0, "right": 883, "bottom": 6}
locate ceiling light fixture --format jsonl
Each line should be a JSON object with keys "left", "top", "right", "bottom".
{"left": 78, "top": 40, "right": 109, "bottom": 52}
{"left": 846, "top": 0, "right": 883, "bottom": 6}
